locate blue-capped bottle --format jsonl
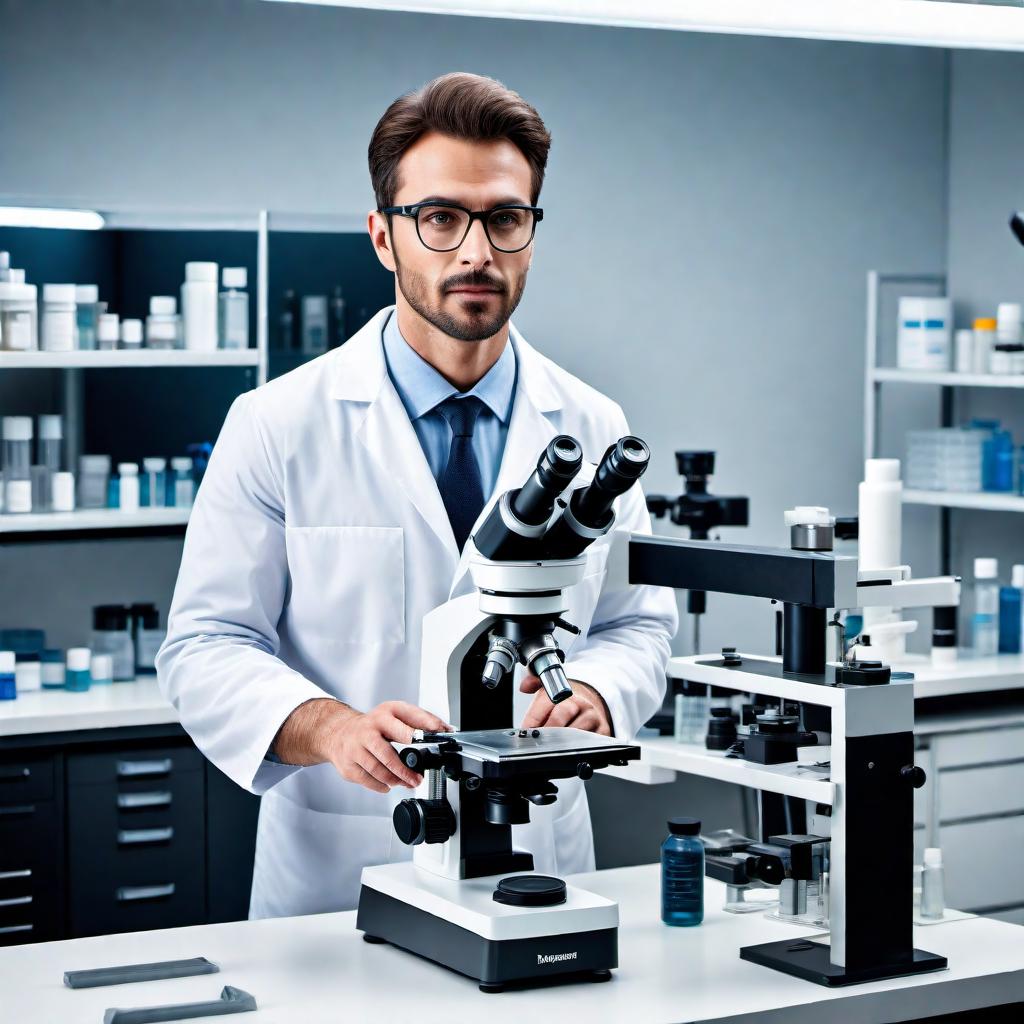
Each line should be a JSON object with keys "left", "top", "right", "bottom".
{"left": 661, "top": 816, "right": 704, "bottom": 926}
{"left": 0, "top": 651, "right": 16, "bottom": 700}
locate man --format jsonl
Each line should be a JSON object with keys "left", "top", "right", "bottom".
{"left": 157, "top": 72, "right": 677, "bottom": 919}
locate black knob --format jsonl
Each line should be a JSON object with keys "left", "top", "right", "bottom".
{"left": 392, "top": 799, "right": 455, "bottom": 846}
{"left": 576, "top": 761, "right": 594, "bottom": 781}
{"left": 398, "top": 746, "right": 442, "bottom": 773}
{"left": 901, "top": 765, "right": 927, "bottom": 789}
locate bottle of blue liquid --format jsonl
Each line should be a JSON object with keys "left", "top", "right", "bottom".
{"left": 999, "top": 565, "right": 1024, "bottom": 655}
{"left": 661, "top": 817, "right": 704, "bottom": 926}
{"left": 0, "top": 651, "right": 16, "bottom": 700}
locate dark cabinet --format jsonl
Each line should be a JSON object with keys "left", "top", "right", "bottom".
{"left": 0, "top": 725, "right": 259, "bottom": 945}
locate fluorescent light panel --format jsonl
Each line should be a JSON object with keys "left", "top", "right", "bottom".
{"left": 264, "top": 1, "right": 1024, "bottom": 52}
{"left": 0, "top": 207, "right": 106, "bottom": 230}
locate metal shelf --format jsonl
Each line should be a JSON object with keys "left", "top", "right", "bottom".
{"left": 0, "top": 507, "right": 190, "bottom": 537}
{"left": 0, "top": 350, "right": 259, "bottom": 370}
{"left": 872, "top": 368, "right": 1024, "bottom": 389}
{"left": 902, "top": 490, "right": 1024, "bottom": 513}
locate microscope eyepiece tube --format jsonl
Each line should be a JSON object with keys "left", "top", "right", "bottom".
{"left": 473, "top": 435, "right": 583, "bottom": 560}
{"left": 543, "top": 435, "right": 651, "bottom": 559}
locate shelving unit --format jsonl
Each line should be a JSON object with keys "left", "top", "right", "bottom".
{"left": 0, "top": 350, "right": 260, "bottom": 370}
{"left": 0, "top": 507, "right": 190, "bottom": 540}
{"left": 864, "top": 269, "right": 1024, "bottom": 572}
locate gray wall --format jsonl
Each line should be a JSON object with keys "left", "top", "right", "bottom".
{"left": 945, "top": 50, "right": 1024, "bottom": 603}
{"left": 1, "top": 1, "right": 953, "bottom": 861}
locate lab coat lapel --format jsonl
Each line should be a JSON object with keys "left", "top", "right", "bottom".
{"left": 331, "top": 309, "right": 458, "bottom": 561}
{"left": 448, "top": 326, "right": 563, "bottom": 599}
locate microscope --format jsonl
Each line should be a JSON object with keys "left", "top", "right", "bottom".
{"left": 357, "top": 436, "right": 647, "bottom": 992}
{"left": 620, "top": 505, "right": 960, "bottom": 985}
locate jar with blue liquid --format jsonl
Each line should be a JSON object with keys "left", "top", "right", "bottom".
{"left": 0, "top": 651, "right": 15, "bottom": 700}
{"left": 65, "top": 648, "right": 91, "bottom": 692}
{"left": 662, "top": 817, "right": 704, "bottom": 926}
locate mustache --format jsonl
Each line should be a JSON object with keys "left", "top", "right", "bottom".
{"left": 443, "top": 271, "right": 506, "bottom": 294}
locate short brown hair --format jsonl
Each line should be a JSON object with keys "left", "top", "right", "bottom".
{"left": 368, "top": 72, "right": 551, "bottom": 210}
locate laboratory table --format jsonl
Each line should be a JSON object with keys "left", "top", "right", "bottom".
{"left": 2, "top": 865, "right": 1022, "bottom": 1024}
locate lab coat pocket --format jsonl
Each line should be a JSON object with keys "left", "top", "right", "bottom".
{"left": 284, "top": 525, "right": 405, "bottom": 644}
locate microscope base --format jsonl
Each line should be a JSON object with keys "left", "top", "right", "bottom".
{"left": 740, "top": 938, "right": 948, "bottom": 987}
{"left": 357, "top": 862, "right": 619, "bottom": 991}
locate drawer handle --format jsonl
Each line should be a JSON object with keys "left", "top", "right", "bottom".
{"left": 116, "top": 883, "right": 175, "bottom": 903}
{"left": 0, "top": 869, "right": 31, "bottom": 881}
{"left": 0, "top": 804, "right": 35, "bottom": 818}
{"left": 118, "top": 827, "right": 174, "bottom": 846}
{"left": 117, "top": 758, "right": 173, "bottom": 778}
{"left": 0, "top": 766, "right": 30, "bottom": 782}
{"left": 0, "top": 895, "right": 32, "bottom": 908}
{"left": 0, "top": 923, "right": 32, "bottom": 935}
{"left": 117, "top": 791, "right": 172, "bottom": 810}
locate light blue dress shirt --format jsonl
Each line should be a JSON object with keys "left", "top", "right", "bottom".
{"left": 382, "top": 310, "right": 517, "bottom": 499}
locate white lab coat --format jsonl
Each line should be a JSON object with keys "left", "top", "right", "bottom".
{"left": 157, "top": 306, "right": 677, "bottom": 919}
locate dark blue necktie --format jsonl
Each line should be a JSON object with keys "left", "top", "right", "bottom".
{"left": 437, "top": 396, "right": 486, "bottom": 551}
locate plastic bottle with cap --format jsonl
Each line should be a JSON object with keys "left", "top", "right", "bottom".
{"left": 97, "top": 312, "right": 119, "bottom": 351}
{"left": 90, "top": 653, "right": 114, "bottom": 686}
{"left": 40, "top": 649, "right": 65, "bottom": 690}
{"left": 142, "top": 457, "right": 167, "bottom": 507}
{"left": 117, "top": 463, "right": 140, "bottom": 513}
{"left": 74, "top": 284, "right": 101, "bottom": 350}
{"left": 15, "top": 655, "right": 41, "bottom": 693}
{"left": 897, "top": 296, "right": 952, "bottom": 371}
{"left": 77, "top": 454, "right": 110, "bottom": 510}
{"left": 954, "top": 328, "right": 974, "bottom": 374}
{"left": 661, "top": 817, "right": 704, "bottom": 926}
{"left": 51, "top": 471, "right": 75, "bottom": 512}
{"left": 34, "top": 414, "right": 63, "bottom": 511}
{"left": 972, "top": 557, "right": 1000, "bottom": 656}
{"left": 972, "top": 317, "right": 996, "bottom": 374}
{"left": 65, "top": 647, "right": 91, "bottom": 692}
{"left": 219, "top": 267, "right": 249, "bottom": 350}
{"left": 998, "top": 564, "right": 1024, "bottom": 655}
{"left": 0, "top": 651, "right": 15, "bottom": 700}
{"left": 146, "top": 296, "right": 181, "bottom": 350}
{"left": 2, "top": 415, "right": 33, "bottom": 514}
{"left": 182, "top": 261, "right": 219, "bottom": 351}
{"left": 119, "top": 318, "right": 143, "bottom": 350}
{"left": 0, "top": 272, "right": 38, "bottom": 351}
{"left": 41, "top": 283, "right": 76, "bottom": 352}
{"left": 920, "top": 848, "right": 945, "bottom": 919}
{"left": 170, "top": 456, "right": 195, "bottom": 507}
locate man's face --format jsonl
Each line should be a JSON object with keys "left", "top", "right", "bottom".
{"left": 377, "top": 132, "right": 535, "bottom": 342}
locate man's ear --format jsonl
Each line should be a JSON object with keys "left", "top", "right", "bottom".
{"left": 367, "top": 210, "right": 397, "bottom": 273}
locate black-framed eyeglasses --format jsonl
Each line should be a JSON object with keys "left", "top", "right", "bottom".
{"left": 380, "top": 201, "right": 543, "bottom": 253}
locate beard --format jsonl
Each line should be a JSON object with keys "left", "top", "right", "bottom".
{"left": 393, "top": 249, "right": 527, "bottom": 342}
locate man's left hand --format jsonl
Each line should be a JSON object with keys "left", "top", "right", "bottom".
{"left": 520, "top": 675, "right": 612, "bottom": 735}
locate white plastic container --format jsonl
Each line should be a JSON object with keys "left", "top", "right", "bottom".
{"left": 118, "top": 462, "right": 140, "bottom": 512}
{"left": 40, "top": 283, "right": 76, "bottom": 352}
{"left": 219, "top": 267, "right": 248, "bottom": 350}
{"left": 972, "top": 557, "right": 1000, "bottom": 656}
{"left": 2, "top": 415, "right": 33, "bottom": 514}
{"left": 973, "top": 318, "right": 996, "bottom": 374}
{"left": 51, "top": 471, "right": 75, "bottom": 512}
{"left": 0, "top": 276, "right": 38, "bottom": 351}
{"left": 170, "top": 456, "right": 194, "bottom": 506}
{"left": 897, "top": 297, "right": 952, "bottom": 371}
{"left": 142, "top": 457, "right": 167, "bottom": 507}
{"left": 16, "top": 658, "right": 42, "bottom": 692}
{"left": 954, "top": 329, "right": 974, "bottom": 374}
{"left": 97, "top": 313, "right": 119, "bottom": 350}
{"left": 78, "top": 454, "right": 111, "bottom": 509}
{"left": 996, "top": 302, "right": 1022, "bottom": 345}
{"left": 120, "top": 318, "right": 143, "bottom": 349}
{"left": 146, "top": 296, "right": 181, "bottom": 350}
{"left": 182, "top": 262, "right": 218, "bottom": 351}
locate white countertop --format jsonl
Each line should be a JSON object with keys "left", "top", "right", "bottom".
{"left": 3, "top": 865, "right": 1022, "bottom": 1024}
{"left": 0, "top": 679, "right": 177, "bottom": 738}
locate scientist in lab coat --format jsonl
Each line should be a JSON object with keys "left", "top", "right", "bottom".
{"left": 157, "top": 72, "right": 677, "bottom": 919}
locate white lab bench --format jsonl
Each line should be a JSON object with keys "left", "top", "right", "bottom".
{"left": 3, "top": 864, "right": 1023, "bottom": 1024}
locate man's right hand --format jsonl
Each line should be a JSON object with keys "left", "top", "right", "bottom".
{"left": 322, "top": 700, "right": 453, "bottom": 794}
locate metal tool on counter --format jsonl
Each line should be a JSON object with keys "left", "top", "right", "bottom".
{"left": 64, "top": 957, "right": 219, "bottom": 989}
{"left": 103, "top": 985, "right": 256, "bottom": 1024}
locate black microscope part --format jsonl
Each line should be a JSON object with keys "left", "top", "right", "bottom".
{"left": 1011, "top": 210, "right": 1024, "bottom": 248}
{"left": 512, "top": 434, "right": 583, "bottom": 526}
{"left": 492, "top": 875, "right": 567, "bottom": 908}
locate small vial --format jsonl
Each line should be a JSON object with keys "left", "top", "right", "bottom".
{"left": 972, "top": 557, "right": 1000, "bottom": 656}
{"left": 97, "top": 313, "right": 120, "bottom": 351}
{"left": 661, "top": 817, "right": 704, "bottom": 926}
{"left": 146, "top": 296, "right": 180, "bottom": 350}
{"left": 120, "top": 318, "right": 143, "bottom": 350}
{"left": 0, "top": 651, "right": 16, "bottom": 700}
{"left": 35, "top": 414, "right": 62, "bottom": 511}
{"left": 77, "top": 454, "right": 111, "bottom": 510}
{"left": 90, "top": 653, "right": 114, "bottom": 686}
{"left": 921, "top": 848, "right": 945, "bottom": 919}
{"left": 170, "top": 456, "right": 195, "bottom": 507}
{"left": 2, "top": 415, "right": 34, "bottom": 514}
{"left": 131, "top": 604, "right": 163, "bottom": 675}
{"left": 52, "top": 471, "right": 75, "bottom": 512}
{"left": 65, "top": 647, "right": 91, "bottom": 692}
{"left": 40, "top": 649, "right": 66, "bottom": 690}
{"left": 219, "top": 267, "right": 249, "bottom": 349}
{"left": 118, "top": 463, "right": 140, "bottom": 513}
{"left": 142, "top": 457, "right": 167, "bottom": 507}
{"left": 75, "top": 285, "right": 101, "bottom": 350}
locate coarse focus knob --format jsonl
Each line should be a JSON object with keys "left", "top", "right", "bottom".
{"left": 901, "top": 765, "right": 927, "bottom": 789}
{"left": 576, "top": 761, "right": 594, "bottom": 781}
{"left": 392, "top": 799, "right": 456, "bottom": 846}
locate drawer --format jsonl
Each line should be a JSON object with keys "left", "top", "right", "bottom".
{"left": 0, "top": 755, "right": 54, "bottom": 805}
{"left": 939, "top": 815, "right": 1024, "bottom": 911}
{"left": 938, "top": 762, "right": 1024, "bottom": 822}
{"left": 68, "top": 744, "right": 202, "bottom": 787}
{"left": 932, "top": 727, "right": 1024, "bottom": 770}
{"left": 0, "top": 803, "right": 62, "bottom": 944}
{"left": 0, "top": 800, "right": 60, "bottom": 870}
{"left": 71, "top": 873, "right": 204, "bottom": 938}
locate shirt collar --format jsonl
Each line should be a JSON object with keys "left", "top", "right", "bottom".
{"left": 382, "top": 309, "right": 516, "bottom": 424}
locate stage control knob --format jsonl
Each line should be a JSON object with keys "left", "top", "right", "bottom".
{"left": 576, "top": 761, "right": 594, "bottom": 781}
{"left": 393, "top": 799, "right": 456, "bottom": 846}
{"left": 900, "top": 765, "right": 927, "bottom": 789}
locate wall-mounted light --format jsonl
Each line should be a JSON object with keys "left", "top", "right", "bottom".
{"left": 0, "top": 207, "right": 106, "bottom": 230}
